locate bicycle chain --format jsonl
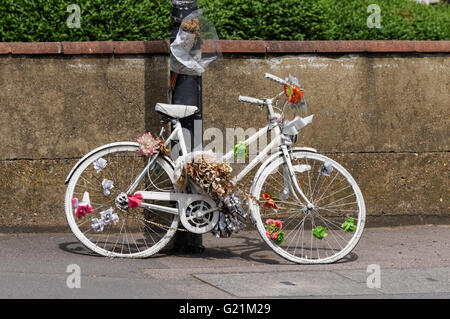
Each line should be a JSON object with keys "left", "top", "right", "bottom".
{"left": 142, "top": 217, "right": 189, "bottom": 232}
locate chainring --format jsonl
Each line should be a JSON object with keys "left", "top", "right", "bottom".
{"left": 179, "top": 198, "right": 219, "bottom": 234}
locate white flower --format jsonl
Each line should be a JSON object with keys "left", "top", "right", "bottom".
{"left": 101, "top": 179, "right": 114, "bottom": 196}
{"left": 100, "top": 208, "right": 119, "bottom": 225}
{"left": 319, "top": 161, "right": 334, "bottom": 177}
{"left": 93, "top": 158, "right": 107, "bottom": 173}
{"left": 91, "top": 218, "right": 104, "bottom": 233}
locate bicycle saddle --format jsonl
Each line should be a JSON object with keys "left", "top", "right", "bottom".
{"left": 155, "top": 103, "right": 198, "bottom": 119}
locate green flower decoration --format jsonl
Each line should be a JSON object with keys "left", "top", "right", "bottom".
{"left": 285, "top": 85, "right": 294, "bottom": 100}
{"left": 273, "top": 231, "right": 285, "bottom": 245}
{"left": 234, "top": 141, "right": 248, "bottom": 161}
{"left": 312, "top": 226, "right": 327, "bottom": 240}
{"left": 341, "top": 218, "right": 357, "bottom": 232}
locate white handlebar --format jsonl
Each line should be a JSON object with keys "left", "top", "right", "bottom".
{"left": 264, "top": 73, "right": 289, "bottom": 86}
{"left": 238, "top": 96, "right": 266, "bottom": 105}
{"left": 239, "top": 73, "right": 292, "bottom": 106}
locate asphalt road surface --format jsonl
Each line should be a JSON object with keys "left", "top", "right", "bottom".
{"left": 0, "top": 225, "right": 449, "bottom": 299}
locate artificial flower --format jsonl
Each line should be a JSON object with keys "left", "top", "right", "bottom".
{"left": 233, "top": 141, "right": 248, "bottom": 161}
{"left": 101, "top": 179, "right": 114, "bottom": 196}
{"left": 91, "top": 218, "right": 104, "bottom": 233}
{"left": 319, "top": 161, "right": 334, "bottom": 177}
{"left": 91, "top": 208, "right": 119, "bottom": 233}
{"left": 284, "top": 84, "right": 303, "bottom": 104}
{"left": 72, "top": 192, "right": 93, "bottom": 219}
{"left": 312, "top": 226, "right": 328, "bottom": 239}
{"left": 341, "top": 217, "right": 357, "bottom": 232}
{"left": 265, "top": 219, "right": 285, "bottom": 245}
{"left": 93, "top": 158, "right": 107, "bottom": 173}
{"left": 263, "top": 192, "right": 278, "bottom": 210}
{"left": 186, "top": 155, "right": 233, "bottom": 197}
{"left": 137, "top": 132, "right": 161, "bottom": 156}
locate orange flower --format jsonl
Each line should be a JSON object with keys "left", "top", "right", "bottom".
{"left": 263, "top": 192, "right": 278, "bottom": 210}
{"left": 284, "top": 84, "right": 303, "bottom": 104}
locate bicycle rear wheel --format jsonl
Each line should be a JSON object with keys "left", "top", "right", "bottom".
{"left": 250, "top": 151, "right": 365, "bottom": 264}
{"left": 64, "top": 143, "right": 179, "bottom": 258}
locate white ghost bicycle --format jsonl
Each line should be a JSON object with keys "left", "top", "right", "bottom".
{"left": 64, "top": 73, "right": 365, "bottom": 264}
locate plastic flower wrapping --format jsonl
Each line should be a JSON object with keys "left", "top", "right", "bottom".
{"left": 233, "top": 141, "right": 248, "bottom": 161}
{"left": 170, "top": 9, "right": 221, "bottom": 76}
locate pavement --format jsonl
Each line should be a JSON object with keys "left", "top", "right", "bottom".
{"left": 0, "top": 225, "right": 449, "bottom": 299}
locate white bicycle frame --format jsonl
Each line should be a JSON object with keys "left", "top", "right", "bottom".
{"left": 127, "top": 73, "right": 316, "bottom": 214}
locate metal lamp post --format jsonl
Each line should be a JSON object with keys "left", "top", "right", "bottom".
{"left": 170, "top": 0, "right": 204, "bottom": 253}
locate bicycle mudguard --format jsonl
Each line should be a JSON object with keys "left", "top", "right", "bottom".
{"left": 64, "top": 142, "right": 175, "bottom": 184}
{"left": 249, "top": 146, "right": 317, "bottom": 195}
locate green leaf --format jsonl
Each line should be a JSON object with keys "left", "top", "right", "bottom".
{"left": 273, "top": 231, "right": 285, "bottom": 245}
{"left": 312, "top": 226, "right": 327, "bottom": 239}
{"left": 233, "top": 141, "right": 248, "bottom": 161}
{"left": 341, "top": 217, "right": 357, "bottom": 232}
{"left": 285, "top": 85, "right": 293, "bottom": 99}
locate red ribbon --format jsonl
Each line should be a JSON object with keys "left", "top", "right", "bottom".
{"left": 128, "top": 193, "right": 143, "bottom": 209}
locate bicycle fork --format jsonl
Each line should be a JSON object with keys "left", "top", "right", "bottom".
{"left": 280, "top": 145, "right": 314, "bottom": 210}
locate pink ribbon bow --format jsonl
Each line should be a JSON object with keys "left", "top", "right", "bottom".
{"left": 128, "top": 193, "right": 143, "bottom": 209}
{"left": 72, "top": 197, "right": 93, "bottom": 219}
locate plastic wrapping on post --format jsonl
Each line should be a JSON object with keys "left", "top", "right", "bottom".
{"left": 170, "top": 9, "right": 221, "bottom": 76}
{"left": 171, "top": 0, "right": 198, "bottom": 8}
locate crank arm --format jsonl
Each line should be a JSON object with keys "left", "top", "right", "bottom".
{"left": 136, "top": 191, "right": 212, "bottom": 204}
{"left": 135, "top": 191, "right": 217, "bottom": 216}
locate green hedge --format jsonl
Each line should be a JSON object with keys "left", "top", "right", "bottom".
{"left": 0, "top": 0, "right": 448, "bottom": 42}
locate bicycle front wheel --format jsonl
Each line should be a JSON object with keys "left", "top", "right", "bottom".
{"left": 65, "top": 143, "right": 179, "bottom": 258}
{"left": 250, "top": 151, "right": 365, "bottom": 264}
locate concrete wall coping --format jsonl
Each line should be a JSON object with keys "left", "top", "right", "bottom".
{"left": 0, "top": 40, "right": 449, "bottom": 55}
